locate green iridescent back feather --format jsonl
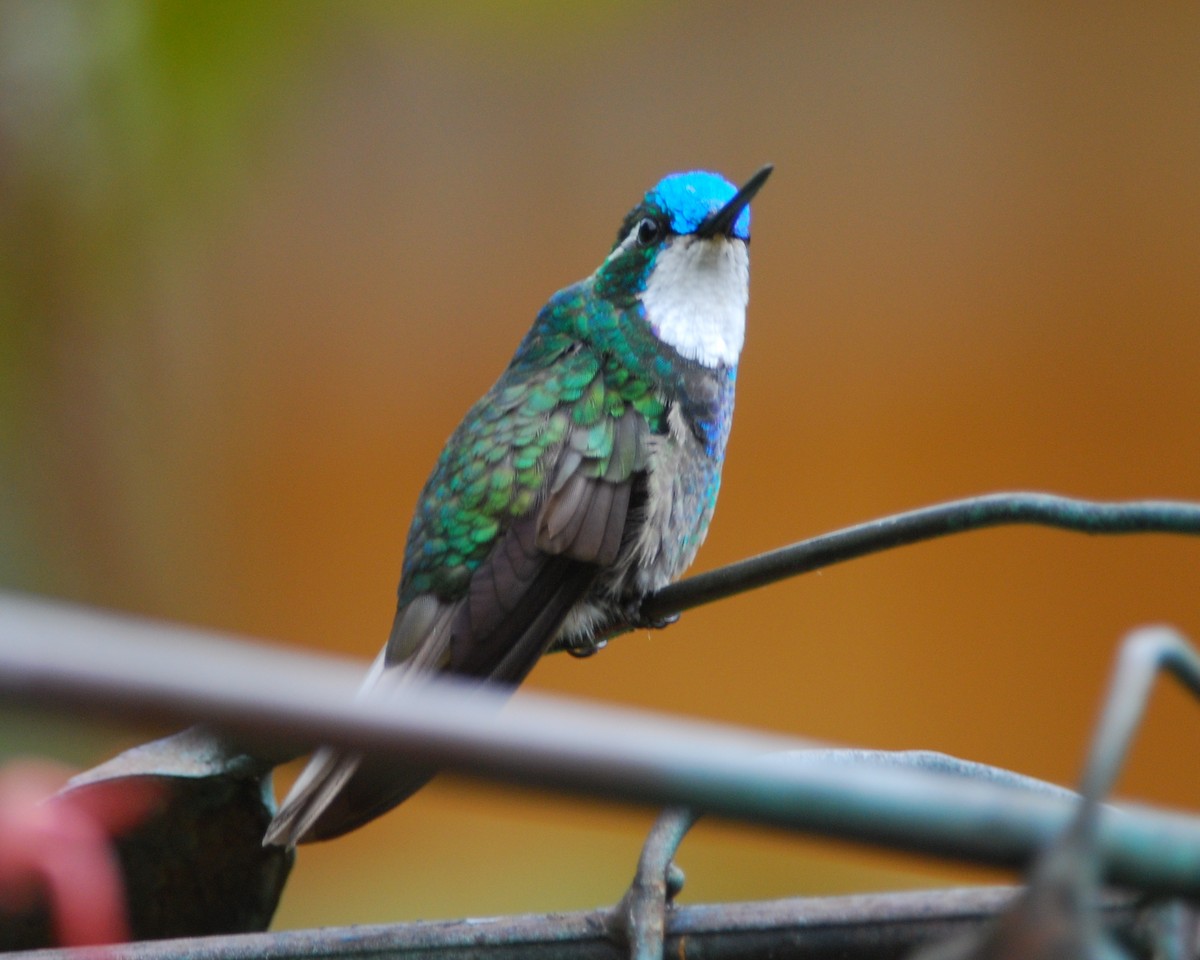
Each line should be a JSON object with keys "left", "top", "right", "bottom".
{"left": 399, "top": 270, "right": 671, "bottom": 605}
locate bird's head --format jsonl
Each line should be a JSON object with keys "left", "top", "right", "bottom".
{"left": 596, "top": 165, "right": 772, "bottom": 369}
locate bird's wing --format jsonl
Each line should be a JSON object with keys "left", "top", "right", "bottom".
{"left": 265, "top": 353, "right": 652, "bottom": 846}
{"left": 447, "top": 403, "right": 647, "bottom": 678}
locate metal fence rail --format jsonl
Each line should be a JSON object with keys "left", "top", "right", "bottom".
{"left": 0, "top": 887, "right": 1153, "bottom": 960}
{"left": 2, "top": 493, "right": 1200, "bottom": 955}
{"left": 1, "top": 594, "right": 1199, "bottom": 894}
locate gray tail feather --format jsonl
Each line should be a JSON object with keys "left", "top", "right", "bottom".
{"left": 262, "top": 551, "right": 600, "bottom": 847}
{"left": 264, "top": 748, "right": 436, "bottom": 846}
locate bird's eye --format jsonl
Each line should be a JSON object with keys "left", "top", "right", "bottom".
{"left": 635, "top": 217, "right": 661, "bottom": 247}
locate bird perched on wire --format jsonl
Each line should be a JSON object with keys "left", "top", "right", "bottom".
{"left": 264, "top": 165, "right": 772, "bottom": 846}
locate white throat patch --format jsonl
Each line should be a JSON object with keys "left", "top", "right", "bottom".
{"left": 639, "top": 236, "right": 749, "bottom": 368}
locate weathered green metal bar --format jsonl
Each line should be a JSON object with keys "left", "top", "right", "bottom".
{"left": 0, "top": 888, "right": 1149, "bottom": 960}
{"left": 1, "top": 594, "right": 1199, "bottom": 895}
{"left": 643, "top": 493, "right": 1200, "bottom": 620}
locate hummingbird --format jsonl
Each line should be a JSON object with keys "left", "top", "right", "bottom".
{"left": 264, "top": 164, "right": 772, "bottom": 846}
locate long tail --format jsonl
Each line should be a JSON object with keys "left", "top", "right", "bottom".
{"left": 263, "top": 747, "right": 435, "bottom": 845}
{"left": 263, "top": 640, "right": 442, "bottom": 846}
{"left": 264, "top": 529, "right": 599, "bottom": 847}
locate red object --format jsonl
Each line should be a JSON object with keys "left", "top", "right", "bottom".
{"left": 0, "top": 761, "right": 160, "bottom": 946}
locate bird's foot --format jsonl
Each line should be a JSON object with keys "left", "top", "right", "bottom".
{"left": 564, "top": 636, "right": 608, "bottom": 659}
{"left": 555, "top": 601, "right": 680, "bottom": 659}
{"left": 621, "top": 598, "right": 680, "bottom": 633}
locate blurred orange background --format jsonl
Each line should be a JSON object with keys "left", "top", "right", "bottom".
{"left": 1, "top": 0, "right": 1198, "bottom": 932}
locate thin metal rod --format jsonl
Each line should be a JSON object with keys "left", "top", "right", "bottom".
{"left": 611, "top": 807, "right": 698, "bottom": 960}
{"left": 640, "top": 493, "right": 1200, "bottom": 621}
{"left": 2, "top": 593, "right": 1200, "bottom": 895}
{"left": 0, "top": 887, "right": 1143, "bottom": 960}
{"left": 1080, "top": 627, "right": 1200, "bottom": 803}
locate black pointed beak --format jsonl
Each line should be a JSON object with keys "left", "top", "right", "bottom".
{"left": 696, "top": 163, "right": 773, "bottom": 239}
